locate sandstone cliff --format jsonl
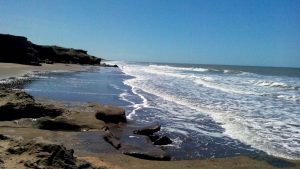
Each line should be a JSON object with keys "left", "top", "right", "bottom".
{"left": 0, "top": 34, "right": 101, "bottom": 65}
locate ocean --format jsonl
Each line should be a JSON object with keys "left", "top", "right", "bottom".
{"left": 20, "top": 62, "right": 300, "bottom": 160}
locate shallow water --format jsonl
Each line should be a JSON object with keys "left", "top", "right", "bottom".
{"left": 18, "top": 62, "right": 300, "bottom": 160}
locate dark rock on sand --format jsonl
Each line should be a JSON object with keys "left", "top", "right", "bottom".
{"left": 0, "top": 33, "right": 101, "bottom": 65}
{"left": 44, "top": 144, "right": 76, "bottom": 167}
{"left": 0, "top": 134, "right": 10, "bottom": 140}
{"left": 121, "top": 144, "right": 170, "bottom": 161}
{"left": 2, "top": 138, "right": 103, "bottom": 169}
{"left": 37, "top": 117, "right": 82, "bottom": 131}
{"left": 153, "top": 136, "right": 172, "bottom": 145}
{"left": 133, "top": 124, "right": 161, "bottom": 136}
{"left": 44, "top": 59, "right": 54, "bottom": 64}
{"left": 103, "top": 131, "right": 121, "bottom": 149}
{"left": 7, "top": 146, "right": 28, "bottom": 155}
{"left": 103, "top": 128, "right": 170, "bottom": 160}
{"left": 100, "top": 63, "right": 118, "bottom": 67}
{"left": 35, "top": 108, "right": 107, "bottom": 131}
{"left": 91, "top": 104, "right": 126, "bottom": 123}
{"left": 25, "top": 143, "right": 101, "bottom": 169}
{"left": 0, "top": 88, "right": 62, "bottom": 121}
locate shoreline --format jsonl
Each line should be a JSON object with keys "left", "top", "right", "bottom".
{"left": 0, "top": 63, "right": 92, "bottom": 81}
{"left": 0, "top": 63, "right": 299, "bottom": 169}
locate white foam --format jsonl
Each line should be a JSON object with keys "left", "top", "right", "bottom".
{"left": 119, "top": 62, "right": 300, "bottom": 160}
{"left": 149, "top": 64, "right": 209, "bottom": 72}
{"left": 252, "top": 80, "right": 295, "bottom": 89}
{"left": 224, "top": 70, "right": 231, "bottom": 73}
{"left": 144, "top": 68, "right": 188, "bottom": 78}
{"left": 123, "top": 79, "right": 150, "bottom": 120}
{"left": 192, "top": 78, "right": 257, "bottom": 95}
{"left": 277, "top": 94, "right": 300, "bottom": 102}
{"left": 0, "top": 79, "right": 9, "bottom": 84}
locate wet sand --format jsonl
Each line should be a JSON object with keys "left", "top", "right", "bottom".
{"left": 0, "top": 63, "right": 86, "bottom": 80}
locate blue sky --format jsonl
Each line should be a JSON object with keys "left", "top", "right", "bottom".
{"left": 0, "top": 0, "right": 299, "bottom": 67}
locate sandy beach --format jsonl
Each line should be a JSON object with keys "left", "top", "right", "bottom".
{"left": 0, "top": 63, "right": 87, "bottom": 80}
{"left": 0, "top": 63, "right": 299, "bottom": 169}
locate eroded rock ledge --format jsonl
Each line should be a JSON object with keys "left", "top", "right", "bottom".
{"left": 0, "top": 88, "right": 62, "bottom": 121}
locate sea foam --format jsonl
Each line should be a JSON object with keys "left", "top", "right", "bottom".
{"left": 119, "top": 62, "right": 300, "bottom": 160}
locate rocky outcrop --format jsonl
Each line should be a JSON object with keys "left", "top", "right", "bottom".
{"left": 133, "top": 124, "right": 172, "bottom": 145}
{"left": 103, "top": 129, "right": 170, "bottom": 161}
{"left": 121, "top": 144, "right": 170, "bottom": 161}
{"left": 91, "top": 104, "right": 126, "bottom": 123}
{"left": 0, "top": 34, "right": 40, "bottom": 65}
{"left": 33, "top": 45, "right": 101, "bottom": 65}
{"left": 0, "top": 89, "right": 107, "bottom": 131}
{"left": 100, "top": 63, "right": 118, "bottom": 67}
{"left": 37, "top": 117, "right": 83, "bottom": 131}
{"left": 153, "top": 136, "right": 172, "bottom": 145}
{"left": 102, "top": 123, "right": 172, "bottom": 161}
{"left": 0, "top": 135, "right": 104, "bottom": 169}
{"left": 103, "top": 131, "right": 121, "bottom": 149}
{"left": 0, "top": 88, "right": 62, "bottom": 121}
{"left": 133, "top": 124, "right": 161, "bottom": 136}
{"left": 0, "top": 33, "right": 101, "bottom": 65}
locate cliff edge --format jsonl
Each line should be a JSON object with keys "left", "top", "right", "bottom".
{"left": 0, "top": 34, "right": 101, "bottom": 65}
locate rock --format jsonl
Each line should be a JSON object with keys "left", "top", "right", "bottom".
{"left": 91, "top": 104, "right": 126, "bottom": 123}
{"left": 121, "top": 144, "right": 170, "bottom": 161}
{"left": 44, "top": 59, "right": 54, "bottom": 64}
{"left": 0, "top": 89, "right": 106, "bottom": 131}
{"left": 103, "top": 131, "right": 121, "bottom": 149}
{"left": 7, "top": 146, "right": 28, "bottom": 155}
{"left": 102, "top": 128, "right": 171, "bottom": 161}
{"left": 148, "top": 134, "right": 160, "bottom": 142}
{"left": 37, "top": 117, "right": 82, "bottom": 131}
{"left": 0, "top": 34, "right": 40, "bottom": 65}
{"left": 65, "top": 111, "right": 106, "bottom": 130}
{"left": 45, "top": 144, "right": 76, "bottom": 167}
{"left": 0, "top": 136, "right": 101, "bottom": 169}
{"left": 77, "top": 161, "right": 92, "bottom": 168}
{"left": 100, "top": 63, "right": 119, "bottom": 67}
{"left": 153, "top": 136, "right": 172, "bottom": 145}
{"left": 27, "top": 143, "right": 99, "bottom": 169}
{"left": 0, "top": 134, "right": 10, "bottom": 140}
{"left": 0, "top": 33, "right": 101, "bottom": 65}
{"left": 36, "top": 152, "right": 51, "bottom": 158}
{"left": 23, "top": 160, "right": 35, "bottom": 168}
{"left": 133, "top": 124, "right": 161, "bottom": 136}
{"left": 33, "top": 44, "right": 101, "bottom": 65}
{"left": 39, "top": 144, "right": 102, "bottom": 169}
{"left": 0, "top": 89, "right": 62, "bottom": 121}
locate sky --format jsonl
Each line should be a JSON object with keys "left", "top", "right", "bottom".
{"left": 0, "top": 0, "right": 299, "bottom": 67}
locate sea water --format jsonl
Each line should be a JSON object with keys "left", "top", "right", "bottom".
{"left": 21, "top": 62, "right": 300, "bottom": 160}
